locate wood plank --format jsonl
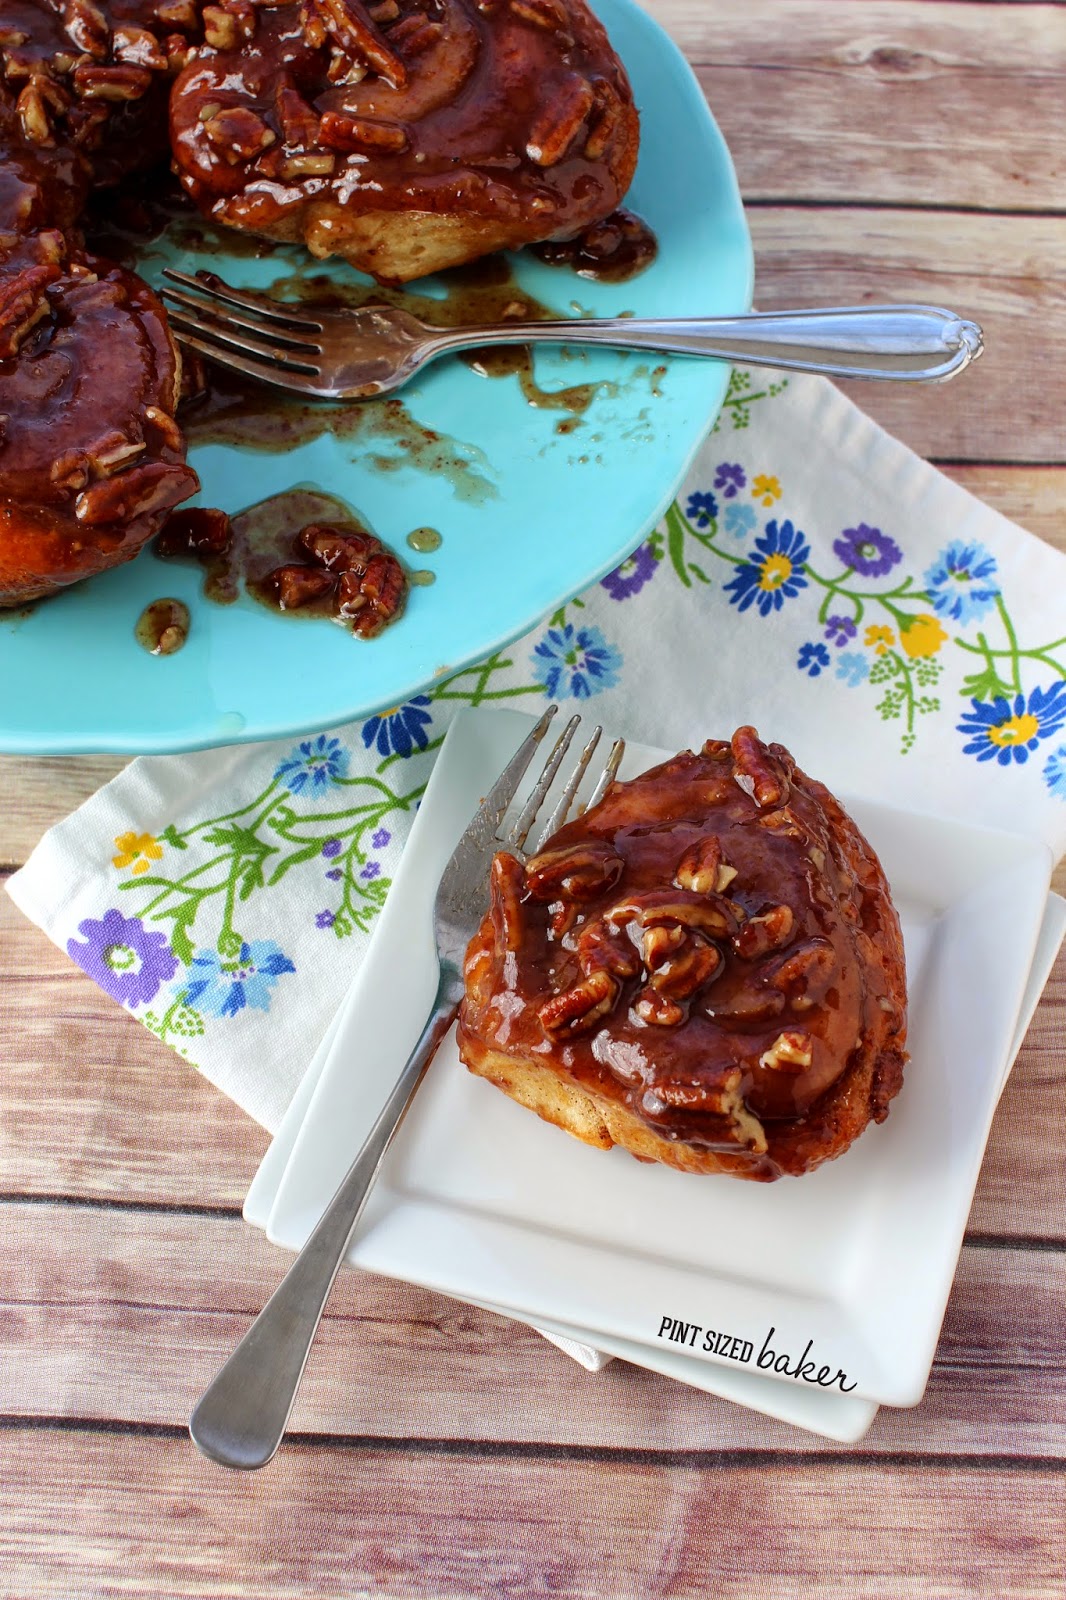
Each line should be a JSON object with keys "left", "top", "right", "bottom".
{"left": 749, "top": 208, "right": 1066, "bottom": 463}
{"left": 638, "top": 1, "right": 1066, "bottom": 213}
{"left": 0, "top": 895, "right": 1063, "bottom": 1229}
{"left": 0, "top": 1430, "right": 1061, "bottom": 1600}
{"left": 0, "top": 1204, "right": 1061, "bottom": 1457}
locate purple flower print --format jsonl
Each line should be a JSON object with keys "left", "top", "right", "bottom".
{"left": 824, "top": 615, "right": 858, "bottom": 648}
{"left": 601, "top": 542, "right": 657, "bottom": 601}
{"left": 713, "top": 462, "right": 746, "bottom": 500}
{"left": 315, "top": 910, "right": 336, "bottom": 929}
{"left": 321, "top": 838, "right": 343, "bottom": 859}
{"left": 325, "top": 867, "right": 343, "bottom": 881}
{"left": 67, "top": 909, "right": 178, "bottom": 1009}
{"left": 832, "top": 524, "right": 902, "bottom": 578}
{"left": 361, "top": 862, "right": 381, "bottom": 882}
{"left": 372, "top": 828, "right": 392, "bottom": 849}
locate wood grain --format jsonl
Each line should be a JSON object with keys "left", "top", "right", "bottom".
{"left": 0, "top": 1431, "right": 1061, "bottom": 1600}
{"left": 0, "top": 1201, "right": 1062, "bottom": 1458}
{"left": 748, "top": 208, "right": 1066, "bottom": 462}
{"left": 640, "top": 1, "right": 1066, "bottom": 212}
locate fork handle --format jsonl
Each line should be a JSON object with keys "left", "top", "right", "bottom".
{"left": 429, "top": 304, "right": 984, "bottom": 383}
{"left": 189, "top": 967, "right": 463, "bottom": 1471}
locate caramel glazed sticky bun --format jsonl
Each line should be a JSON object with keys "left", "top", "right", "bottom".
{"left": 0, "top": 0, "right": 640, "bottom": 607}
{"left": 458, "top": 729, "right": 909, "bottom": 1181}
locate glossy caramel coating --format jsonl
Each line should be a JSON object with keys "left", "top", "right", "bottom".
{"left": 458, "top": 729, "right": 908, "bottom": 1181}
{"left": 170, "top": 0, "right": 640, "bottom": 283}
{"left": 0, "top": 232, "right": 198, "bottom": 606}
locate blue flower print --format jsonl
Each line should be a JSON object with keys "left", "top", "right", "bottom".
{"left": 183, "top": 940, "right": 296, "bottom": 1019}
{"left": 275, "top": 734, "right": 350, "bottom": 795}
{"left": 1044, "top": 745, "right": 1066, "bottom": 800}
{"left": 797, "top": 642, "right": 831, "bottom": 677}
{"left": 361, "top": 696, "right": 432, "bottom": 760}
{"left": 67, "top": 909, "right": 178, "bottom": 1009}
{"left": 824, "top": 615, "right": 857, "bottom": 648}
{"left": 372, "top": 828, "right": 392, "bottom": 849}
{"left": 958, "top": 682, "right": 1066, "bottom": 767}
{"left": 714, "top": 462, "right": 746, "bottom": 499}
{"left": 686, "top": 490, "right": 718, "bottom": 529}
{"left": 531, "top": 624, "right": 622, "bottom": 700}
{"left": 723, "top": 519, "right": 810, "bottom": 618}
{"left": 833, "top": 524, "right": 901, "bottom": 578}
{"left": 923, "top": 540, "right": 1000, "bottom": 626}
{"left": 836, "top": 652, "right": 869, "bottom": 687}
{"left": 723, "top": 502, "right": 757, "bottom": 541}
{"left": 601, "top": 542, "right": 658, "bottom": 601}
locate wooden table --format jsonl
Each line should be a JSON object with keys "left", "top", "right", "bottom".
{"left": 2, "top": 3, "right": 1064, "bottom": 1595}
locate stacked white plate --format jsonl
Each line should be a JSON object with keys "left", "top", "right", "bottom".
{"left": 244, "top": 710, "right": 1066, "bottom": 1443}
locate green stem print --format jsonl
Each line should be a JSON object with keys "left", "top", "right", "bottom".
{"left": 712, "top": 368, "right": 790, "bottom": 434}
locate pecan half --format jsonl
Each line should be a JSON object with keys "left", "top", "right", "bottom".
{"left": 674, "top": 835, "right": 736, "bottom": 896}
{"left": 766, "top": 939, "right": 835, "bottom": 1010}
{"left": 265, "top": 564, "right": 336, "bottom": 610}
{"left": 539, "top": 969, "right": 619, "bottom": 1040}
{"left": 318, "top": 111, "right": 408, "bottom": 154}
{"left": 275, "top": 82, "right": 321, "bottom": 148}
{"left": 0, "top": 263, "right": 58, "bottom": 358}
{"left": 202, "top": 5, "right": 240, "bottom": 49}
{"left": 89, "top": 436, "right": 147, "bottom": 477}
{"left": 576, "top": 917, "right": 641, "bottom": 980}
{"left": 648, "top": 935, "right": 722, "bottom": 1001}
{"left": 640, "top": 923, "right": 685, "bottom": 972}
{"left": 756, "top": 806, "right": 807, "bottom": 842}
{"left": 74, "top": 462, "right": 198, "bottom": 526}
{"left": 298, "top": 523, "right": 380, "bottom": 572}
{"left": 155, "top": 0, "right": 201, "bottom": 29}
{"left": 202, "top": 106, "right": 276, "bottom": 162}
{"left": 584, "top": 78, "right": 623, "bottom": 161}
{"left": 527, "top": 74, "right": 595, "bottom": 168}
{"left": 632, "top": 987, "right": 684, "bottom": 1029}
{"left": 733, "top": 904, "right": 794, "bottom": 961}
{"left": 759, "top": 1031, "right": 814, "bottom": 1073}
{"left": 731, "top": 726, "right": 790, "bottom": 809}
{"left": 606, "top": 890, "right": 739, "bottom": 940}
{"left": 16, "top": 78, "right": 54, "bottom": 144}
{"left": 64, "top": 0, "right": 110, "bottom": 60}
{"left": 73, "top": 63, "right": 154, "bottom": 101}
{"left": 112, "top": 24, "right": 169, "bottom": 71}
{"left": 340, "top": 550, "right": 406, "bottom": 636}
{"left": 144, "top": 405, "right": 185, "bottom": 455}
{"left": 525, "top": 840, "right": 624, "bottom": 903}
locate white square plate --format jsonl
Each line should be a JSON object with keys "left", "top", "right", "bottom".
{"left": 266, "top": 710, "right": 1054, "bottom": 1411}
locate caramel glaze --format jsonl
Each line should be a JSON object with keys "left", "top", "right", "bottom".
{"left": 458, "top": 730, "right": 908, "bottom": 1180}
{"left": 170, "top": 0, "right": 640, "bottom": 284}
{"left": 0, "top": 233, "right": 198, "bottom": 606}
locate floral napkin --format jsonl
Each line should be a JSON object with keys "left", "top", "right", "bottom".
{"left": 7, "top": 368, "right": 1066, "bottom": 1133}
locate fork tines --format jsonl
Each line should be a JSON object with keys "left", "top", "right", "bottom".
{"left": 505, "top": 711, "right": 624, "bottom": 858}
{"left": 161, "top": 268, "right": 323, "bottom": 386}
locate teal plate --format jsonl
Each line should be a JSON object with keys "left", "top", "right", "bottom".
{"left": 0, "top": 0, "right": 752, "bottom": 753}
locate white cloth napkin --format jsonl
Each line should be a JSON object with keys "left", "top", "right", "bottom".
{"left": 9, "top": 369, "right": 1066, "bottom": 1135}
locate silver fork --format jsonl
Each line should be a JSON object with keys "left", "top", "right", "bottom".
{"left": 162, "top": 267, "right": 984, "bottom": 398}
{"left": 189, "top": 705, "right": 624, "bottom": 1471}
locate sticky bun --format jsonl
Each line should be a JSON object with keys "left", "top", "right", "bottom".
{"left": 458, "top": 728, "right": 908, "bottom": 1181}
{"left": 170, "top": 0, "right": 640, "bottom": 284}
{"left": 0, "top": 231, "right": 198, "bottom": 605}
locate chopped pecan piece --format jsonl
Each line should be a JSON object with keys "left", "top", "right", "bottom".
{"left": 155, "top": 0, "right": 201, "bottom": 28}
{"left": 89, "top": 436, "right": 147, "bottom": 477}
{"left": 202, "top": 5, "right": 240, "bottom": 49}
{"left": 266, "top": 564, "right": 337, "bottom": 610}
{"left": 202, "top": 106, "right": 276, "bottom": 163}
{"left": 540, "top": 969, "right": 619, "bottom": 1040}
{"left": 527, "top": 74, "right": 595, "bottom": 167}
{"left": 50, "top": 451, "right": 90, "bottom": 492}
{"left": 731, "top": 725, "right": 790, "bottom": 809}
{"left": 281, "top": 153, "right": 336, "bottom": 179}
{"left": 640, "top": 923, "right": 685, "bottom": 972}
{"left": 733, "top": 904, "right": 794, "bottom": 960}
{"left": 143, "top": 405, "right": 185, "bottom": 455}
{"left": 275, "top": 83, "right": 321, "bottom": 148}
{"left": 111, "top": 25, "right": 169, "bottom": 71}
{"left": 759, "top": 1031, "right": 814, "bottom": 1073}
{"left": 510, "top": 0, "right": 569, "bottom": 30}
{"left": 674, "top": 835, "right": 736, "bottom": 896}
{"left": 16, "top": 78, "right": 54, "bottom": 145}
{"left": 306, "top": 0, "right": 407, "bottom": 87}
{"left": 757, "top": 806, "right": 807, "bottom": 841}
{"left": 319, "top": 111, "right": 408, "bottom": 154}
{"left": 525, "top": 840, "right": 624, "bottom": 903}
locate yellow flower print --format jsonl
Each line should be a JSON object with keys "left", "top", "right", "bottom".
{"left": 864, "top": 624, "right": 895, "bottom": 656}
{"left": 751, "top": 474, "right": 782, "bottom": 508}
{"left": 758, "top": 553, "right": 793, "bottom": 592}
{"left": 899, "top": 613, "right": 948, "bottom": 660}
{"left": 988, "top": 712, "right": 1040, "bottom": 751}
{"left": 113, "top": 831, "right": 163, "bottom": 876}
